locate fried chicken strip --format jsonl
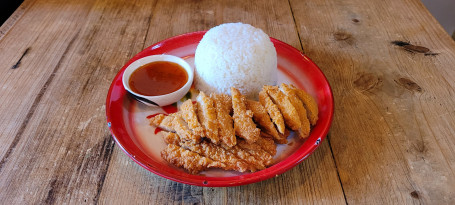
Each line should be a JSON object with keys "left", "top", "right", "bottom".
{"left": 221, "top": 144, "right": 265, "bottom": 171}
{"left": 196, "top": 92, "right": 219, "bottom": 144}
{"left": 290, "top": 84, "right": 319, "bottom": 125}
{"left": 255, "top": 137, "right": 277, "bottom": 156}
{"left": 161, "top": 131, "right": 180, "bottom": 145}
{"left": 161, "top": 144, "right": 225, "bottom": 174}
{"left": 264, "top": 85, "right": 301, "bottom": 130}
{"left": 211, "top": 93, "right": 236, "bottom": 147}
{"left": 231, "top": 87, "right": 260, "bottom": 144}
{"left": 149, "top": 114, "right": 175, "bottom": 132}
{"left": 237, "top": 139, "right": 273, "bottom": 166}
{"left": 246, "top": 100, "right": 287, "bottom": 144}
{"left": 163, "top": 131, "right": 252, "bottom": 172}
{"left": 172, "top": 114, "right": 202, "bottom": 143}
{"left": 280, "top": 83, "right": 311, "bottom": 138}
{"left": 180, "top": 99, "right": 204, "bottom": 136}
{"left": 259, "top": 89, "right": 285, "bottom": 134}
{"left": 180, "top": 140, "right": 251, "bottom": 172}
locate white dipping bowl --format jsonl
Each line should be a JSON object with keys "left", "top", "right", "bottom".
{"left": 122, "top": 55, "right": 194, "bottom": 107}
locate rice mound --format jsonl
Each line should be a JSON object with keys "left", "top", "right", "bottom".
{"left": 194, "top": 22, "right": 277, "bottom": 99}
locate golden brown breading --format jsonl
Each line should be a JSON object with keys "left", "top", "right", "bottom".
{"left": 211, "top": 93, "right": 236, "bottom": 147}
{"left": 161, "top": 131, "right": 180, "bottom": 145}
{"left": 237, "top": 139, "right": 273, "bottom": 166}
{"left": 246, "top": 100, "right": 287, "bottom": 144}
{"left": 154, "top": 84, "right": 319, "bottom": 175}
{"left": 179, "top": 99, "right": 204, "bottom": 136}
{"left": 180, "top": 140, "right": 251, "bottom": 172}
{"left": 172, "top": 114, "right": 202, "bottom": 143}
{"left": 221, "top": 144, "right": 265, "bottom": 171}
{"left": 161, "top": 144, "right": 225, "bottom": 174}
{"left": 259, "top": 89, "right": 285, "bottom": 134}
{"left": 260, "top": 131, "right": 288, "bottom": 145}
{"left": 290, "top": 84, "right": 319, "bottom": 125}
{"left": 196, "top": 92, "right": 219, "bottom": 144}
{"left": 255, "top": 137, "right": 277, "bottom": 156}
{"left": 264, "top": 85, "right": 301, "bottom": 130}
{"left": 162, "top": 131, "right": 250, "bottom": 172}
{"left": 231, "top": 87, "right": 260, "bottom": 144}
{"left": 149, "top": 114, "right": 175, "bottom": 132}
{"left": 280, "top": 83, "right": 311, "bottom": 138}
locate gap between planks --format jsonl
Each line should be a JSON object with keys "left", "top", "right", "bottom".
{"left": 287, "top": 0, "right": 304, "bottom": 53}
{"left": 327, "top": 135, "right": 349, "bottom": 205}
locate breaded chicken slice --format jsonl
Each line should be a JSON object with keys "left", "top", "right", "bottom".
{"left": 149, "top": 114, "right": 175, "bottom": 132}
{"left": 172, "top": 114, "right": 202, "bottom": 143}
{"left": 259, "top": 89, "right": 285, "bottom": 134}
{"left": 290, "top": 84, "right": 319, "bottom": 125}
{"left": 237, "top": 139, "right": 273, "bottom": 166}
{"left": 180, "top": 140, "right": 251, "bottom": 172}
{"left": 162, "top": 131, "right": 250, "bottom": 172}
{"left": 211, "top": 93, "right": 236, "bottom": 147}
{"left": 264, "top": 85, "right": 301, "bottom": 130}
{"left": 179, "top": 99, "right": 204, "bottom": 136}
{"left": 255, "top": 137, "right": 277, "bottom": 156}
{"left": 280, "top": 83, "right": 311, "bottom": 138}
{"left": 231, "top": 87, "right": 260, "bottom": 144}
{"left": 196, "top": 92, "right": 219, "bottom": 144}
{"left": 246, "top": 100, "right": 287, "bottom": 144}
{"left": 221, "top": 144, "right": 265, "bottom": 171}
{"left": 161, "top": 144, "right": 225, "bottom": 174}
{"left": 161, "top": 131, "right": 180, "bottom": 145}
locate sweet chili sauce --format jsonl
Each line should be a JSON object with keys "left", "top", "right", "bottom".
{"left": 129, "top": 61, "right": 188, "bottom": 96}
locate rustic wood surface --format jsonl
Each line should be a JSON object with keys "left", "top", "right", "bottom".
{"left": 0, "top": 0, "right": 454, "bottom": 204}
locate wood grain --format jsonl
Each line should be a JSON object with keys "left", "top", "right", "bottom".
{"left": 0, "top": 0, "right": 154, "bottom": 203}
{"left": 290, "top": 0, "right": 455, "bottom": 203}
{"left": 2, "top": 0, "right": 455, "bottom": 204}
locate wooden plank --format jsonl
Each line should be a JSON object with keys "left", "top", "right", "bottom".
{"left": 99, "top": 0, "right": 345, "bottom": 204}
{"left": 290, "top": 0, "right": 455, "bottom": 203}
{"left": 0, "top": 0, "right": 95, "bottom": 165}
{"left": 0, "top": 0, "right": 155, "bottom": 203}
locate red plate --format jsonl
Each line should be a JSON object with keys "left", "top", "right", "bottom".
{"left": 106, "top": 31, "right": 334, "bottom": 187}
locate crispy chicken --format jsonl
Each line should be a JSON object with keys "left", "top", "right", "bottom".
{"left": 290, "top": 84, "right": 319, "bottom": 126}
{"left": 172, "top": 114, "right": 202, "bottom": 143}
{"left": 153, "top": 84, "right": 319, "bottom": 175}
{"left": 246, "top": 100, "right": 287, "bottom": 144}
{"left": 196, "top": 92, "right": 219, "bottom": 144}
{"left": 211, "top": 93, "right": 236, "bottom": 147}
{"left": 263, "top": 85, "right": 301, "bottom": 130}
{"left": 161, "top": 144, "right": 225, "bottom": 174}
{"left": 280, "top": 83, "right": 311, "bottom": 138}
{"left": 259, "top": 89, "right": 286, "bottom": 134}
{"left": 231, "top": 87, "right": 260, "bottom": 144}
{"left": 179, "top": 99, "right": 204, "bottom": 136}
{"left": 149, "top": 114, "right": 175, "bottom": 132}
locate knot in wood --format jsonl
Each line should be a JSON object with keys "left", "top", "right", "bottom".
{"left": 410, "top": 191, "right": 420, "bottom": 199}
{"left": 353, "top": 73, "right": 380, "bottom": 91}
{"left": 395, "top": 78, "right": 422, "bottom": 92}
{"left": 334, "top": 31, "right": 352, "bottom": 41}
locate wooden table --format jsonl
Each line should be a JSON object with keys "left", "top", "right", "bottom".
{"left": 1, "top": 0, "right": 455, "bottom": 204}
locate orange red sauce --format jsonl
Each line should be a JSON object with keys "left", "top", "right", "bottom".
{"left": 129, "top": 61, "right": 188, "bottom": 96}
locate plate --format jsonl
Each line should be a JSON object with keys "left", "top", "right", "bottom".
{"left": 106, "top": 31, "right": 334, "bottom": 187}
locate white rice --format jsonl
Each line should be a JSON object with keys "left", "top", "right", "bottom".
{"left": 194, "top": 22, "right": 277, "bottom": 99}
